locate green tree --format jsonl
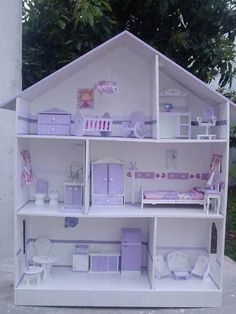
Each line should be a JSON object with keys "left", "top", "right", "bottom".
{"left": 23, "top": 0, "right": 236, "bottom": 89}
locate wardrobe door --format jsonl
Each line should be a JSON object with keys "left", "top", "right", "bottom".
{"left": 92, "top": 163, "right": 108, "bottom": 194}
{"left": 108, "top": 163, "right": 124, "bottom": 195}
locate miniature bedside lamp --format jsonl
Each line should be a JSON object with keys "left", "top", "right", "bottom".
{"left": 197, "top": 106, "right": 217, "bottom": 140}
{"left": 33, "top": 237, "right": 58, "bottom": 279}
{"left": 128, "top": 161, "right": 138, "bottom": 205}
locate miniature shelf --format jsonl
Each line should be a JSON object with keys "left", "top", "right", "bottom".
{"left": 88, "top": 205, "right": 224, "bottom": 219}
{"left": 17, "top": 202, "right": 85, "bottom": 218}
{"left": 16, "top": 134, "right": 227, "bottom": 144}
{"left": 17, "top": 202, "right": 224, "bottom": 219}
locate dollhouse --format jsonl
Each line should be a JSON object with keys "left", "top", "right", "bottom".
{"left": 0, "top": 30, "right": 234, "bottom": 308}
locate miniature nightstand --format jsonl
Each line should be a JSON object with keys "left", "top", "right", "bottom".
{"left": 204, "top": 190, "right": 221, "bottom": 214}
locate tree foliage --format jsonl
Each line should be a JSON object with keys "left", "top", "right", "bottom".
{"left": 23, "top": 0, "right": 236, "bottom": 89}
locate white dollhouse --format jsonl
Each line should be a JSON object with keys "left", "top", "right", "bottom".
{"left": 0, "top": 31, "right": 234, "bottom": 308}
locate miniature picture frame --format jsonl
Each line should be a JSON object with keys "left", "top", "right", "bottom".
{"left": 77, "top": 88, "right": 94, "bottom": 109}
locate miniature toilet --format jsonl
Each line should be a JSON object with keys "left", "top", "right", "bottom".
{"left": 49, "top": 191, "right": 59, "bottom": 206}
{"left": 35, "top": 179, "right": 48, "bottom": 206}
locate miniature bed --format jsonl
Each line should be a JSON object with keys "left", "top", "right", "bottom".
{"left": 140, "top": 154, "right": 222, "bottom": 211}
{"left": 140, "top": 187, "right": 206, "bottom": 209}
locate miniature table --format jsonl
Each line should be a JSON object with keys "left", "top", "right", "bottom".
{"left": 24, "top": 266, "right": 44, "bottom": 285}
{"left": 204, "top": 190, "right": 221, "bottom": 214}
{"left": 33, "top": 255, "right": 57, "bottom": 279}
{"left": 197, "top": 134, "right": 216, "bottom": 140}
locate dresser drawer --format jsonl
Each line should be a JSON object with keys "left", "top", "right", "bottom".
{"left": 92, "top": 196, "right": 124, "bottom": 206}
{"left": 38, "top": 124, "right": 70, "bottom": 135}
{"left": 38, "top": 113, "right": 71, "bottom": 125}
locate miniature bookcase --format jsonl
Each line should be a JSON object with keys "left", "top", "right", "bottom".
{"left": 0, "top": 31, "right": 231, "bottom": 308}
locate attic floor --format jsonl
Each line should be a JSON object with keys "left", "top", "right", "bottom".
{"left": 1, "top": 256, "right": 236, "bottom": 314}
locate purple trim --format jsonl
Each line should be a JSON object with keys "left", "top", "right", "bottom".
{"left": 16, "top": 248, "right": 21, "bottom": 257}
{"left": 167, "top": 172, "right": 189, "bottom": 180}
{"left": 157, "top": 246, "right": 208, "bottom": 251}
{"left": 191, "top": 120, "right": 227, "bottom": 126}
{"left": 18, "top": 116, "right": 37, "bottom": 123}
{"left": 135, "top": 172, "right": 155, "bottom": 179}
{"left": 201, "top": 173, "right": 209, "bottom": 180}
{"left": 27, "top": 238, "right": 148, "bottom": 246}
{"left": 18, "top": 115, "right": 156, "bottom": 125}
{"left": 28, "top": 238, "right": 147, "bottom": 245}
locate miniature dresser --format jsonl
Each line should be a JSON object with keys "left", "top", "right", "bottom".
{"left": 38, "top": 108, "right": 71, "bottom": 135}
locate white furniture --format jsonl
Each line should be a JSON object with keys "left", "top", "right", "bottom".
{"left": 72, "top": 245, "right": 89, "bottom": 272}
{"left": 33, "top": 238, "right": 57, "bottom": 279}
{"left": 140, "top": 186, "right": 205, "bottom": 210}
{"left": 2, "top": 31, "right": 230, "bottom": 308}
{"left": 191, "top": 255, "right": 210, "bottom": 280}
{"left": 204, "top": 190, "right": 221, "bottom": 214}
{"left": 197, "top": 116, "right": 217, "bottom": 140}
{"left": 24, "top": 266, "right": 44, "bottom": 286}
{"left": 155, "top": 255, "right": 170, "bottom": 279}
{"left": 159, "top": 89, "right": 191, "bottom": 139}
{"left": 167, "top": 251, "right": 192, "bottom": 280}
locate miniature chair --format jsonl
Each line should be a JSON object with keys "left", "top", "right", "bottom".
{"left": 166, "top": 251, "right": 192, "bottom": 280}
{"left": 197, "top": 107, "right": 217, "bottom": 140}
{"left": 33, "top": 237, "right": 58, "bottom": 279}
{"left": 155, "top": 255, "right": 170, "bottom": 279}
{"left": 191, "top": 255, "right": 210, "bottom": 280}
{"left": 24, "top": 265, "right": 44, "bottom": 286}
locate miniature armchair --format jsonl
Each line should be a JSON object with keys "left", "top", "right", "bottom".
{"left": 191, "top": 255, "right": 210, "bottom": 280}
{"left": 155, "top": 255, "right": 170, "bottom": 279}
{"left": 33, "top": 237, "right": 58, "bottom": 279}
{"left": 166, "top": 251, "right": 192, "bottom": 280}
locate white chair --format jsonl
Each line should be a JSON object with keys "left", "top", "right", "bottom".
{"left": 191, "top": 255, "right": 210, "bottom": 280}
{"left": 167, "top": 251, "right": 192, "bottom": 280}
{"left": 33, "top": 237, "right": 57, "bottom": 279}
{"left": 155, "top": 255, "right": 170, "bottom": 279}
{"left": 24, "top": 266, "right": 44, "bottom": 285}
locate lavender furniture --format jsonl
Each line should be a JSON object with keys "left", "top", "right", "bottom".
{"left": 90, "top": 250, "right": 120, "bottom": 272}
{"left": 38, "top": 108, "right": 71, "bottom": 135}
{"left": 91, "top": 159, "right": 125, "bottom": 206}
{"left": 64, "top": 182, "right": 83, "bottom": 210}
{"left": 121, "top": 228, "right": 142, "bottom": 274}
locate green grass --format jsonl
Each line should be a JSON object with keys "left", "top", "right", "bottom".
{"left": 225, "top": 189, "right": 236, "bottom": 261}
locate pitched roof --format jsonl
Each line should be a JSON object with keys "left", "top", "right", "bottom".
{"left": 0, "top": 30, "right": 234, "bottom": 110}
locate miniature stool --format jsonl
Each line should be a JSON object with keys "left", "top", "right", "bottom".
{"left": 204, "top": 190, "right": 221, "bottom": 214}
{"left": 24, "top": 266, "right": 44, "bottom": 285}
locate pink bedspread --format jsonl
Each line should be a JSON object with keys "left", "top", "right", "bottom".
{"left": 143, "top": 189, "right": 204, "bottom": 200}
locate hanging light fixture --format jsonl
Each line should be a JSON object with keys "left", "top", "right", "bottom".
{"left": 94, "top": 54, "right": 119, "bottom": 95}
